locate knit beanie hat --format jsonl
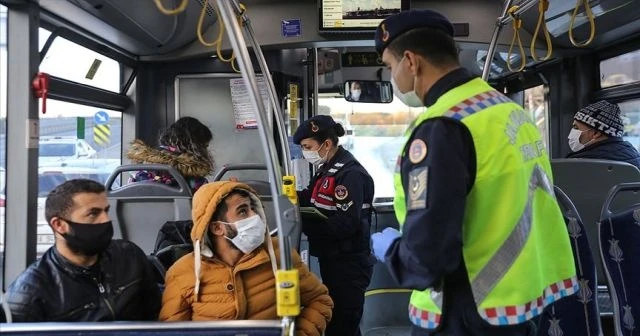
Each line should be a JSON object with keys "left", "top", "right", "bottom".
{"left": 573, "top": 101, "right": 624, "bottom": 138}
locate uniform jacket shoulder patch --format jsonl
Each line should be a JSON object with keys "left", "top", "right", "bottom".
{"left": 408, "top": 167, "right": 428, "bottom": 210}
{"left": 408, "top": 139, "right": 428, "bottom": 164}
{"left": 335, "top": 185, "right": 348, "bottom": 200}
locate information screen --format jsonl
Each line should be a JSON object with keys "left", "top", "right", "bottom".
{"left": 320, "top": 0, "right": 409, "bottom": 32}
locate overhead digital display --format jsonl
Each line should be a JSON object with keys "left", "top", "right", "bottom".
{"left": 320, "top": 0, "right": 409, "bottom": 32}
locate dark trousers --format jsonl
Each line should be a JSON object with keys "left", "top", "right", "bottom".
{"left": 319, "top": 253, "right": 373, "bottom": 336}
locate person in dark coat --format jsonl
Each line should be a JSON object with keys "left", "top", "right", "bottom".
{"left": 5, "top": 179, "right": 161, "bottom": 322}
{"left": 567, "top": 100, "right": 640, "bottom": 169}
{"left": 294, "top": 115, "right": 375, "bottom": 336}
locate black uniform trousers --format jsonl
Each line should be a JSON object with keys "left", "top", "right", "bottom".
{"left": 319, "top": 253, "right": 373, "bottom": 336}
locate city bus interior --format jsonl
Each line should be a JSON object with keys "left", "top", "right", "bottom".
{"left": 1, "top": 0, "right": 639, "bottom": 335}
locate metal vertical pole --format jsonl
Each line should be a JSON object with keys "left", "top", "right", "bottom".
{"left": 312, "top": 48, "right": 319, "bottom": 115}
{"left": 4, "top": 1, "right": 39, "bottom": 287}
{"left": 229, "top": 0, "right": 292, "bottom": 175}
{"left": 482, "top": 0, "right": 516, "bottom": 81}
{"left": 213, "top": 0, "right": 291, "bottom": 270}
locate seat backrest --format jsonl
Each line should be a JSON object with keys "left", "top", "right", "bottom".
{"left": 155, "top": 243, "right": 194, "bottom": 272}
{"left": 106, "top": 164, "right": 193, "bottom": 254}
{"left": 537, "top": 186, "right": 602, "bottom": 336}
{"left": 598, "top": 183, "right": 640, "bottom": 336}
{"left": 361, "top": 206, "right": 411, "bottom": 336}
{"left": 551, "top": 159, "right": 640, "bottom": 286}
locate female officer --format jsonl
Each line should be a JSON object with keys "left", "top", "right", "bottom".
{"left": 294, "top": 115, "right": 375, "bottom": 336}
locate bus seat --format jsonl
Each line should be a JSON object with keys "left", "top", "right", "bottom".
{"left": 361, "top": 206, "right": 411, "bottom": 336}
{"left": 146, "top": 254, "right": 166, "bottom": 288}
{"left": 599, "top": 183, "right": 640, "bottom": 336}
{"left": 105, "top": 164, "right": 193, "bottom": 254}
{"left": 551, "top": 159, "right": 640, "bottom": 291}
{"left": 361, "top": 262, "right": 412, "bottom": 336}
{"left": 537, "top": 186, "right": 602, "bottom": 336}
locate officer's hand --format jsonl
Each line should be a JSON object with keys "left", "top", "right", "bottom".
{"left": 371, "top": 227, "right": 401, "bottom": 262}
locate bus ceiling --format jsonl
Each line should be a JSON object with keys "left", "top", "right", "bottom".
{"left": 6, "top": 0, "right": 640, "bottom": 79}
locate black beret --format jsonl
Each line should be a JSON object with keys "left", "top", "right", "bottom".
{"left": 293, "top": 115, "right": 337, "bottom": 144}
{"left": 374, "top": 9, "right": 454, "bottom": 54}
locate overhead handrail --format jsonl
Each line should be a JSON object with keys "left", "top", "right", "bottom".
{"left": 230, "top": 1, "right": 293, "bottom": 175}
{"left": 196, "top": 0, "right": 219, "bottom": 47}
{"left": 569, "top": 0, "right": 596, "bottom": 47}
{"left": 530, "top": 0, "right": 553, "bottom": 61}
{"left": 194, "top": 1, "right": 241, "bottom": 72}
{"left": 482, "top": 0, "right": 516, "bottom": 80}
{"left": 507, "top": 5, "right": 526, "bottom": 72}
{"left": 154, "top": 0, "right": 188, "bottom": 15}
{"left": 600, "top": 182, "right": 640, "bottom": 220}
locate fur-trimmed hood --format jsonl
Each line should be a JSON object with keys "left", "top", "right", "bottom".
{"left": 126, "top": 139, "right": 213, "bottom": 177}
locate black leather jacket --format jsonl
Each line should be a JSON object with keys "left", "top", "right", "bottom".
{"left": 5, "top": 240, "right": 161, "bottom": 322}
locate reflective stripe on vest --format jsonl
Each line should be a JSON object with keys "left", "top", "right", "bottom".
{"left": 471, "top": 165, "right": 554, "bottom": 304}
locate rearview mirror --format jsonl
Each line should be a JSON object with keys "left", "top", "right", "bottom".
{"left": 344, "top": 80, "right": 393, "bottom": 103}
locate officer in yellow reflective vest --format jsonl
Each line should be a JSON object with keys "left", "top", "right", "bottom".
{"left": 370, "top": 10, "right": 578, "bottom": 335}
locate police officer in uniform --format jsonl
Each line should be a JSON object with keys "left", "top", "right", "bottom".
{"left": 369, "top": 10, "right": 578, "bottom": 335}
{"left": 294, "top": 115, "right": 375, "bottom": 336}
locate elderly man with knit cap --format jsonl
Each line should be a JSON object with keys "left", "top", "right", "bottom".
{"left": 567, "top": 100, "right": 640, "bottom": 169}
{"left": 160, "top": 181, "right": 333, "bottom": 336}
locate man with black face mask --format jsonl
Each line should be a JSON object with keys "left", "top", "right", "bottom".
{"left": 5, "top": 179, "right": 161, "bottom": 322}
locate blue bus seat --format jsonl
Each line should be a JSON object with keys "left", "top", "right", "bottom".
{"left": 599, "top": 182, "right": 640, "bottom": 336}
{"left": 105, "top": 164, "right": 193, "bottom": 254}
{"left": 0, "top": 321, "right": 284, "bottom": 335}
{"left": 551, "top": 159, "right": 640, "bottom": 315}
{"left": 537, "top": 186, "right": 602, "bottom": 336}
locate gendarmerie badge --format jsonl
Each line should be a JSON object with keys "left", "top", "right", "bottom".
{"left": 408, "top": 139, "right": 428, "bottom": 164}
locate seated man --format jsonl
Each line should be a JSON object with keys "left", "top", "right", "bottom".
{"left": 160, "top": 181, "right": 333, "bottom": 336}
{"left": 567, "top": 100, "right": 640, "bottom": 169}
{"left": 5, "top": 179, "right": 161, "bottom": 322}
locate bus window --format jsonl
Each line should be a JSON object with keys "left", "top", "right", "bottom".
{"left": 523, "top": 85, "right": 550, "bottom": 152}
{"left": 39, "top": 33, "right": 120, "bottom": 92}
{"left": 36, "top": 101, "right": 122, "bottom": 255}
{"left": 600, "top": 49, "right": 640, "bottom": 89}
{"left": 0, "top": 4, "right": 6, "bottom": 288}
{"left": 619, "top": 99, "right": 640, "bottom": 151}
{"left": 318, "top": 94, "right": 422, "bottom": 202}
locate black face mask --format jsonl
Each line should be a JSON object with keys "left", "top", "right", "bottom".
{"left": 60, "top": 219, "right": 114, "bottom": 256}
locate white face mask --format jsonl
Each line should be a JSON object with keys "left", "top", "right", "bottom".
{"left": 568, "top": 128, "right": 592, "bottom": 152}
{"left": 302, "top": 142, "right": 326, "bottom": 165}
{"left": 351, "top": 89, "right": 361, "bottom": 101}
{"left": 391, "top": 57, "right": 423, "bottom": 108}
{"left": 221, "top": 214, "right": 266, "bottom": 254}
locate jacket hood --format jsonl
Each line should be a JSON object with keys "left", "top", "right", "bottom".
{"left": 190, "top": 181, "right": 276, "bottom": 301}
{"left": 126, "top": 139, "right": 213, "bottom": 177}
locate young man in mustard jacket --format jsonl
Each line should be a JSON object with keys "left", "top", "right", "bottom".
{"left": 160, "top": 181, "right": 333, "bottom": 336}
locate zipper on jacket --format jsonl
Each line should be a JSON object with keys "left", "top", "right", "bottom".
{"left": 114, "top": 279, "right": 142, "bottom": 296}
{"left": 55, "top": 302, "right": 96, "bottom": 320}
{"left": 93, "top": 276, "right": 116, "bottom": 319}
